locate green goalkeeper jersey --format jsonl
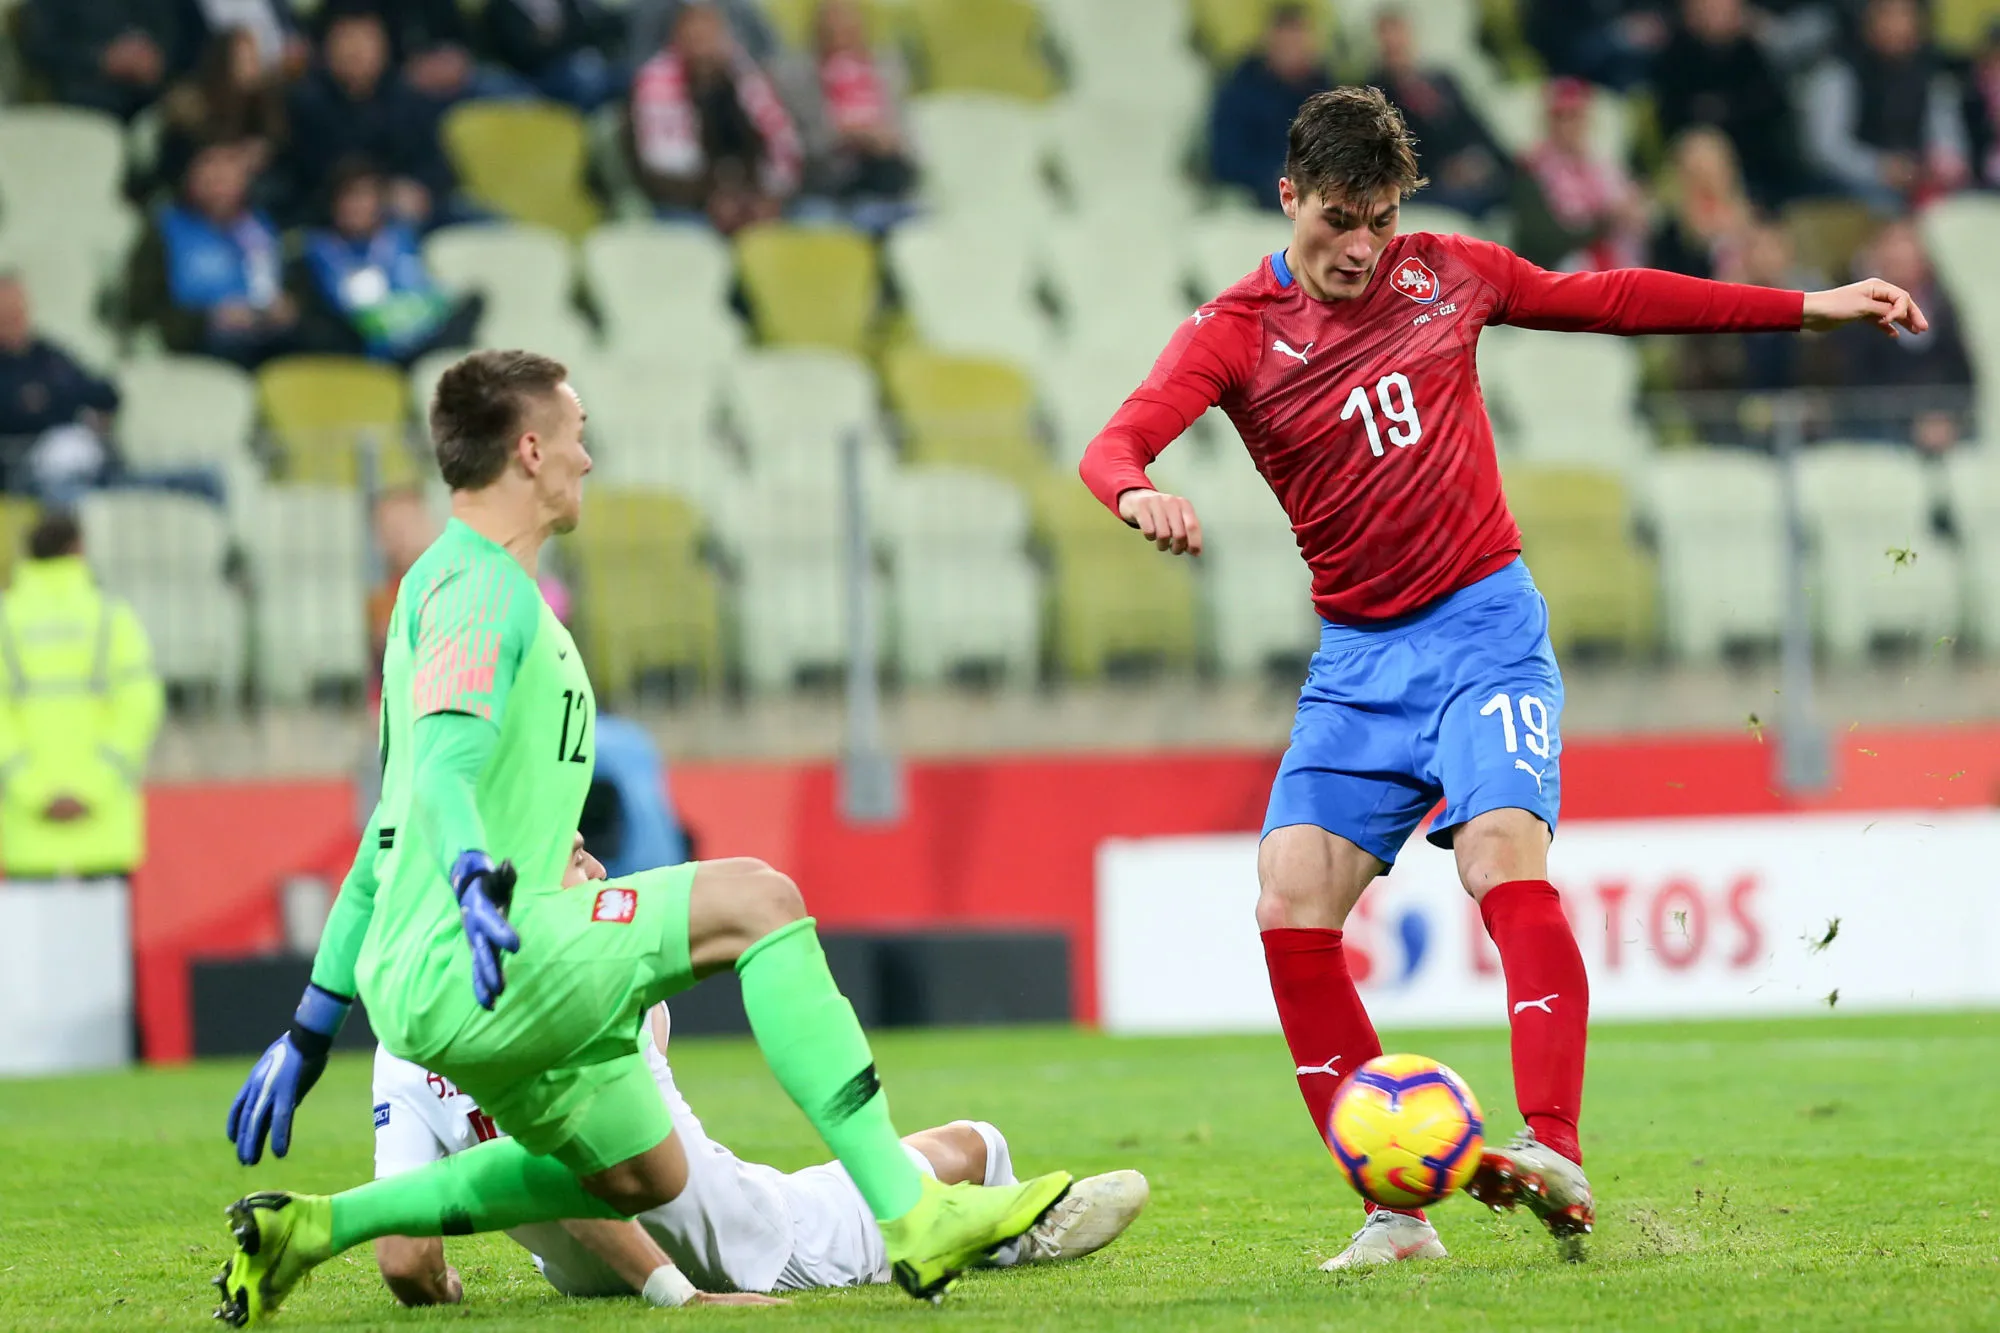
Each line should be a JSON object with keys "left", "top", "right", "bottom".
{"left": 354, "top": 518, "right": 596, "bottom": 1057}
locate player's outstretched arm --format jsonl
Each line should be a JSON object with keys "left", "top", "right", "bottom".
{"left": 556, "top": 1220, "right": 787, "bottom": 1308}
{"left": 1117, "top": 488, "right": 1204, "bottom": 556}
{"left": 1801, "top": 278, "right": 1928, "bottom": 336}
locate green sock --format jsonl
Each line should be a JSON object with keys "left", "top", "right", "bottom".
{"left": 329, "top": 1136, "right": 623, "bottom": 1252}
{"left": 737, "top": 917, "right": 924, "bottom": 1223}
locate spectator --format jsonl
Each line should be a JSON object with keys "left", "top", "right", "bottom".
{"left": 367, "top": 487, "right": 437, "bottom": 663}
{"left": 132, "top": 141, "right": 300, "bottom": 367}
{"left": 1653, "top": 0, "right": 1800, "bottom": 205}
{"left": 317, "top": 0, "right": 485, "bottom": 105}
{"left": 23, "top": 0, "right": 185, "bottom": 122}
{"left": 1512, "top": 78, "right": 1650, "bottom": 271}
{"left": 1673, "top": 216, "right": 1832, "bottom": 399}
{"left": 1368, "top": 6, "right": 1511, "bottom": 218}
{"left": 811, "top": 0, "right": 917, "bottom": 225}
{"left": 183, "top": 0, "right": 308, "bottom": 78}
{"left": 1831, "top": 220, "right": 1975, "bottom": 452}
{"left": 288, "top": 11, "right": 456, "bottom": 229}
{"left": 1965, "top": 22, "right": 2000, "bottom": 191}
{"left": 1648, "top": 127, "right": 1755, "bottom": 279}
{"left": 628, "top": 3, "right": 802, "bottom": 232}
{"left": 1523, "top": 0, "right": 1670, "bottom": 91}
{"left": 628, "top": 0, "right": 780, "bottom": 68}
{"left": 0, "top": 510, "right": 164, "bottom": 884}
{"left": 299, "top": 162, "right": 483, "bottom": 367}
{"left": 1805, "top": 0, "right": 1968, "bottom": 212}
{"left": 485, "top": 0, "right": 624, "bottom": 110}
{"left": 1208, "top": 4, "right": 1330, "bottom": 208}
{"left": 157, "top": 27, "right": 289, "bottom": 203}
{"left": 0, "top": 275, "right": 121, "bottom": 498}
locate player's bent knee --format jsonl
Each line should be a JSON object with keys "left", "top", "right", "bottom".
{"left": 1453, "top": 808, "right": 1550, "bottom": 899}
{"left": 1255, "top": 825, "right": 1377, "bottom": 930}
{"left": 689, "top": 858, "right": 809, "bottom": 970}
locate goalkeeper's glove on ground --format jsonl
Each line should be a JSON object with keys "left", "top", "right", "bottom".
{"left": 451, "top": 850, "right": 520, "bottom": 1010}
{"left": 225, "top": 982, "right": 350, "bottom": 1164}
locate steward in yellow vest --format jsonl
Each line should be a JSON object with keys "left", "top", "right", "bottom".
{"left": 0, "top": 511, "right": 164, "bottom": 879}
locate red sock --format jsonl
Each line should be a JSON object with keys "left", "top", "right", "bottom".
{"left": 1481, "top": 880, "right": 1589, "bottom": 1166}
{"left": 1262, "top": 928, "right": 1422, "bottom": 1219}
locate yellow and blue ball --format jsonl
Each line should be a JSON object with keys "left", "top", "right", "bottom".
{"left": 1327, "top": 1053, "right": 1485, "bottom": 1209}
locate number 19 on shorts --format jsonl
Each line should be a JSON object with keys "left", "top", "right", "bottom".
{"left": 1480, "top": 691, "right": 1552, "bottom": 758}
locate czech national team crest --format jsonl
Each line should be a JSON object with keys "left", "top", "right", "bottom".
{"left": 592, "top": 887, "right": 638, "bottom": 924}
{"left": 1391, "top": 256, "right": 1440, "bottom": 304}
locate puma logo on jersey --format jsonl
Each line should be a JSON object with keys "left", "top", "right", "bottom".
{"left": 1192, "top": 310, "right": 1214, "bottom": 324}
{"left": 1513, "top": 993, "right": 1559, "bottom": 1015}
{"left": 1272, "top": 338, "right": 1313, "bottom": 365}
{"left": 1295, "top": 1056, "right": 1343, "bottom": 1077}
{"left": 1513, "top": 758, "right": 1547, "bottom": 792}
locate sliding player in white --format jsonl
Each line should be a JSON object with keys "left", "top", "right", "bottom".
{"left": 371, "top": 835, "right": 1149, "bottom": 1307}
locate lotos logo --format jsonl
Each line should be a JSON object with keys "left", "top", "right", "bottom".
{"left": 1391, "top": 256, "right": 1439, "bottom": 304}
{"left": 592, "top": 887, "right": 638, "bottom": 924}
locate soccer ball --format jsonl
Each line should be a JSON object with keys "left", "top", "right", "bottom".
{"left": 1326, "top": 1053, "right": 1485, "bottom": 1209}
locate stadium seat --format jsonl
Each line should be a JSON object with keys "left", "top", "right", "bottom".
{"left": 1396, "top": 203, "right": 1487, "bottom": 240}
{"left": 423, "top": 222, "right": 576, "bottom": 327}
{"left": 885, "top": 347, "right": 1049, "bottom": 482}
{"left": 0, "top": 107, "right": 124, "bottom": 224}
{"left": 583, "top": 356, "right": 735, "bottom": 506}
{"left": 78, "top": 490, "right": 245, "bottom": 700}
{"left": 889, "top": 217, "right": 1052, "bottom": 365}
{"left": 1936, "top": 0, "right": 2000, "bottom": 55}
{"left": 1794, "top": 444, "right": 1961, "bottom": 661}
{"left": 1203, "top": 545, "right": 1318, "bottom": 678}
{"left": 242, "top": 485, "right": 369, "bottom": 702}
{"left": 892, "top": 552, "right": 1042, "bottom": 685}
{"left": 1940, "top": 451, "right": 2000, "bottom": 651}
{"left": 0, "top": 240, "right": 116, "bottom": 370}
{"left": 117, "top": 356, "right": 261, "bottom": 524}
{"left": 1921, "top": 195, "right": 2000, "bottom": 394}
{"left": 762, "top": 0, "right": 904, "bottom": 47}
{"left": 1044, "top": 97, "right": 1202, "bottom": 218}
{"left": 733, "top": 223, "right": 878, "bottom": 355}
{"left": 1479, "top": 328, "right": 1652, "bottom": 475}
{"left": 1058, "top": 28, "right": 1210, "bottom": 123}
{"left": 905, "top": 93, "right": 1054, "bottom": 223}
{"left": 1638, "top": 449, "right": 1787, "bottom": 660}
{"left": 442, "top": 100, "right": 602, "bottom": 238}
{"left": 1187, "top": 211, "right": 1291, "bottom": 298}
{"left": 1038, "top": 344, "right": 1158, "bottom": 468}
{"left": 563, "top": 489, "right": 723, "bottom": 701}
{"left": 1505, "top": 465, "right": 1658, "bottom": 657}
{"left": 1783, "top": 199, "right": 1877, "bottom": 284}
{"left": 582, "top": 221, "right": 745, "bottom": 364}
{"left": 0, "top": 495, "right": 39, "bottom": 589}
{"left": 1192, "top": 0, "right": 1331, "bottom": 68}
{"left": 882, "top": 464, "right": 1032, "bottom": 557}
{"left": 1033, "top": 471, "right": 1198, "bottom": 679}
{"left": 257, "top": 356, "right": 418, "bottom": 488}
{"left": 1041, "top": 216, "right": 1193, "bottom": 356}
{"left": 724, "top": 348, "right": 884, "bottom": 484}
{"left": 909, "top": 0, "right": 1053, "bottom": 99}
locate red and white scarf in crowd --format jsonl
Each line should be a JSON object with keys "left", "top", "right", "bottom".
{"left": 631, "top": 49, "right": 801, "bottom": 194}
{"left": 1524, "top": 139, "right": 1641, "bottom": 271}
{"left": 819, "top": 49, "right": 890, "bottom": 136}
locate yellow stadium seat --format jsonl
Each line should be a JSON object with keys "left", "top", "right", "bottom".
{"left": 0, "top": 496, "right": 41, "bottom": 587}
{"left": 763, "top": 0, "right": 905, "bottom": 48}
{"left": 1193, "top": 0, "right": 1334, "bottom": 69}
{"left": 1506, "top": 466, "right": 1657, "bottom": 656}
{"left": 565, "top": 490, "right": 724, "bottom": 701}
{"left": 1936, "top": 0, "right": 2000, "bottom": 55}
{"left": 257, "top": 356, "right": 417, "bottom": 488}
{"left": 734, "top": 223, "right": 879, "bottom": 354}
{"left": 443, "top": 100, "right": 602, "bottom": 239}
{"left": 884, "top": 346, "right": 1049, "bottom": 481}
{"left": 910, "top": 0, "right": 1053, "bottom": 98}
{"left": 1032, "top": 472, "right": 1198, "bottom": 679}
{"left": 1784, "top": 198, "right": 1877, "bottom": 284}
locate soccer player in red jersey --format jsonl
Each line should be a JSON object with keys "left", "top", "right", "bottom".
{"left": 1079, "top": 88, "right": 1926, "bottom": 1268}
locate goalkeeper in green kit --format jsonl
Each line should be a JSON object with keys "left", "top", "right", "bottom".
{"left": 213, "top": 350, "right": 1071, "bottom": 1324}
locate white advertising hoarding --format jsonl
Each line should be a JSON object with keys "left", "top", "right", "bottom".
{"left": 1097, "top": 811, "right": 2000, "bottom": 1033}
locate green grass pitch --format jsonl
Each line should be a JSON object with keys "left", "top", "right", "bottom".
{"left": 4, "top": 1013, "right": 1999, "bottom": 1331}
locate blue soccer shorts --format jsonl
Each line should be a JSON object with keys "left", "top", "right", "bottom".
{"left": 1262, "top": 559, "right": 1563, "bottom": 866}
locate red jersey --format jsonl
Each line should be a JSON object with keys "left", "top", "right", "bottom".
{"left": 1079, "top": 232, "right": 1804, "bottom": 623}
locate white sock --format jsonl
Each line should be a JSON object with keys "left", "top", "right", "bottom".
{"left": 959, "top": 1121, "right": 1023, "bottom": 1267}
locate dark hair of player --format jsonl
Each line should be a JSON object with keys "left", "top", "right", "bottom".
{"left": 26, "top": 509, "right": 81, "bottom": 560}
{"left": 429, "top": 349, "right": 569, "bottom": 491}
{"left": 1284, "top": 86, "right": 1428, "bottom": 207}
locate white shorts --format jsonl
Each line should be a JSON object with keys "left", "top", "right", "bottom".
{"left": 369, "top": 1036, "right": 931, "bottom": 1293}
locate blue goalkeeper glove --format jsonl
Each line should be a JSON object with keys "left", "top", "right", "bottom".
{"left": 451, "top": 850, "right": 520, "bottom": 1010}
{"left": 225, "top": 982, "right": 350, "bottom": 1165}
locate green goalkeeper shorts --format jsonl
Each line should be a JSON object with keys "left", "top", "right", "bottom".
{"left": 429, "top": 862, "right": 699, "bottom": 1175}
